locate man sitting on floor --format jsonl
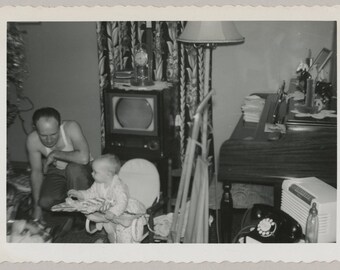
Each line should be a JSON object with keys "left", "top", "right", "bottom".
{"left": 26, "top": 107, "right": 93, "bottom": 237}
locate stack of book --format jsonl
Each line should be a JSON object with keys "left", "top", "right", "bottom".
{"left": 241, "top": 95, "right": 265, "bottom": 123}
{"left": 114, "top": 70, "right": 133, "bottom": 85}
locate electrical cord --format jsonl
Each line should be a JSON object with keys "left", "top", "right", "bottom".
{"left": 232, "top": 225, "right": 255, "bottom": 243}
{"left": 16, "top": 95, "right": 34, "bottom": 135}
{"left": 17, "top": 111, "right": 30, "bottom": 135}
{"left": 213, "top": 172, "right": 220, "bottom": 243}
{"left": 17, "top": 96, "right": 34, "bottom": 112}
{"left": 208, "top": 123, "right": 220, "bottom": 243}
{"left": 240, "top": 207, "right": 252, "bottom": 229}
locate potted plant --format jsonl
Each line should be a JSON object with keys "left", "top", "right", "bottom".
{"left": 7, "top": 22, "right": 29, "bottom": 126}
{"left": 7, "top": 23, "right": 30, "bottom": 175}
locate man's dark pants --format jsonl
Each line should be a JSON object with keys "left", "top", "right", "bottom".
{"left": 38, "top": 163, "right": 93, "bottom": 231}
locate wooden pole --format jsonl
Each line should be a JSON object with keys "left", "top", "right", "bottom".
{"left": 168, "top": 90, "right": 214, "bottom": 243}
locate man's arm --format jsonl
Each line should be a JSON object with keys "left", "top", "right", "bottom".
{"left": 26, "top": 134, "right": 44, "bottom": 220}
{"left": 45, "top": 121, "right": 90, "bottom": 168}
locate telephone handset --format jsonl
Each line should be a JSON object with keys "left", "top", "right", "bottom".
{"left": 246, "top": 204, "right": 302, "bottom": 243}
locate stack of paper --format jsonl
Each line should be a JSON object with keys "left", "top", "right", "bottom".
{"left": 241, "top": 95, "right": 265, "bottom": 123}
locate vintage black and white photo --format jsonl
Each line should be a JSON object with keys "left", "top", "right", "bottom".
{"left": 2, "top": 5, "right": 340, "bottom": 263}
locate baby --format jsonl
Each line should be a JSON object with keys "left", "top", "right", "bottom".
{"left": 68, "top": 154, "right": 146, "bottom": 243}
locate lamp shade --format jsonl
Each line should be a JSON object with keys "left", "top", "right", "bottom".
{"left": 177, "top": 21, "right": 245, "bottom": 44}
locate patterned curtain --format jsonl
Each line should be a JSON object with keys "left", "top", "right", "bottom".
{"left": 96, "top": 21, "right": 214, "bottom": 172}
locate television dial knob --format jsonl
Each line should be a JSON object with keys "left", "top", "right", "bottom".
{"left": 148, "top": 140, "right": 159, "bottom": 151}
{"left": 111, "top": 141, "right": 122, "bottom": 147}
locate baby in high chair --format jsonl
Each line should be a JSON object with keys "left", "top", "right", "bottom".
{"left": 67, "top": 154, "right": 146, "bottom": 243}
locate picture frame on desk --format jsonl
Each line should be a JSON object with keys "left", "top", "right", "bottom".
{"left": 308, "top": 47, "right": 333, "bottom": 74}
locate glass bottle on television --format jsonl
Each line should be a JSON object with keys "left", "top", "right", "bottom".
{"left": 132, "top": 43, "right": 154, "bottom": 86}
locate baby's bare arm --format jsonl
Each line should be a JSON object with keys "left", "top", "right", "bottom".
{"left": 86, "top": 212, "right": 109, "bottom": 223}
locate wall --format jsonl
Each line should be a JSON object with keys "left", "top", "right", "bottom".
{"left": 8, "top": 21, "right": 335, "bottom": 167}
{"left": 212, "top": 21, "right": 334, "bottom": 167}
{"left": 7, "top": 22, "right": 101, "bottom": 162}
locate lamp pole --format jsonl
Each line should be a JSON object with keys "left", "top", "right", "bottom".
{"left": 171, "top": 22, "right": 244, "bottom": 243}
{"left": 201, "top": 45, "right": 213, "bottom": 160}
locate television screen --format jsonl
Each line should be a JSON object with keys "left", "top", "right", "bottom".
{"left": 115, "top": 97, "right": 153, "bottom": 129}
{"left": 109, "top": 93, "right": 158, "bottom": 136}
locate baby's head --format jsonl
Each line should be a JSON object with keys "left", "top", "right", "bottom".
{"left": 91, "top": 154, "right": 121, "bottom": 184}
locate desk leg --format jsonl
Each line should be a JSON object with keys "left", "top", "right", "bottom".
{"left": 220, "top": 183, "right": 233, "bottom": 243}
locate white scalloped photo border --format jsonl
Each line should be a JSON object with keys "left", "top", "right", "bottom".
{"left": 1, "top": 4, "right": 340, "bottom": 264}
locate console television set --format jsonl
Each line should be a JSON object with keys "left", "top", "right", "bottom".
{"left": 103, "top": 87, "right": 176, "bottom": 161}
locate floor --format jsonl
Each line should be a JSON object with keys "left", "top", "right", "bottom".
{"left": 12, "top": 202, "right": 244, "bottom": 243}
{"left": 52, "top": 209, "right": 245, "bottom": 244}
{"left": 209, "top": 208, "right": 245, "bottom": 244}
{"left": 44, "top": 211, "right": 108, "bottom": 243}
{"left": 8, "top": 163, "right": 245, "bottom": 244}
{"left": 54, "top": 225, "right": 108, "bottom": 243}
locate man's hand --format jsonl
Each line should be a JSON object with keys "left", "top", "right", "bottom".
{"left": 43, "top": 151, "right": 57, "bottom": 173}
{"left": 67, "top": 189, "right": 84, "bottom": 200}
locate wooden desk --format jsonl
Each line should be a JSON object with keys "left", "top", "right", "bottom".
{"left": 218, "top": 84, "right": 337, "bottom": 243}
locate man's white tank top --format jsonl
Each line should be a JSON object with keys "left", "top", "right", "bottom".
{"left": 45, "top": 123, "right": 74, "bottom": 170}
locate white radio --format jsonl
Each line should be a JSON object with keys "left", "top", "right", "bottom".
{"left": 281, "top": 177, "right": 336, "bottom": 243}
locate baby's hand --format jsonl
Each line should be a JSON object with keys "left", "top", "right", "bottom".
{"left": 104, "top": 211, "right": 116, "bottom": 221}
{"left": 99, "top": 201, "right": 112, "bottom": 213}
{"left": 67, "top": 189, "right": 84, "bottom": 200}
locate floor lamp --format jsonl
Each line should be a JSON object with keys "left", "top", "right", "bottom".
{"left": 172, "top": 21, "right": 244, "bottom": 243}
{"left": 178, "top": 21, "right": 244, "bottom": 160}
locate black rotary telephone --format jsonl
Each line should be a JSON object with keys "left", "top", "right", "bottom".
{"left": 243, "top": 204, "right": 303, "bottom": 243}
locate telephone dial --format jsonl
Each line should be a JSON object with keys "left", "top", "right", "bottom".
{"left": 240, "top": 204, "right": 302, "bottom": 243}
